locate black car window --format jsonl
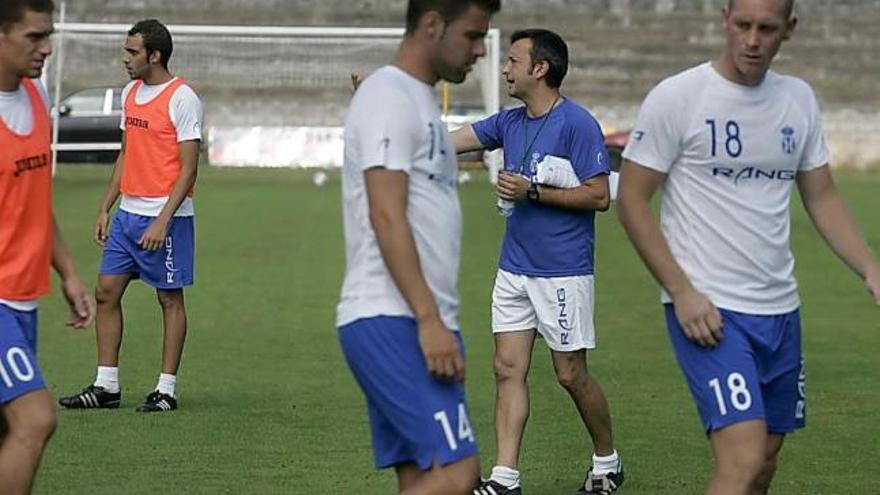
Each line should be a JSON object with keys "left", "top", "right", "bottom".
{"left": 112, "top": 89, "right": 123, "bottom": 112}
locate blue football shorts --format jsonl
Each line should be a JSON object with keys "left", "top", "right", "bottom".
{"left": 100, "top": 209, "right": 194, "bottom": 289}
{"left": 0, "top": 304, "right": 46, "bottom": 404}
{"left": 665, "top": 304, "right": 806, "bottom": 434}
{"left": 338, "top": 315, "right": 479, "bottom": 470}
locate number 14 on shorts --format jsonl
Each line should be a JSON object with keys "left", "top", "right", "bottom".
{"left": 434, "top": 403, "right": 475, "bottom": 451}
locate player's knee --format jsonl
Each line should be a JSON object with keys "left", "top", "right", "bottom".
{"left": 436, "top": 456, "right": 480, "bottom": 495}
{"left": 31, "top": 407, "right": 57, "bottom": 442}
{"left": 761, "top": 453, "right": 778, "bottom": 475}
{"left": 156, "top": 290, "right": 184, "bottom": 310}
{"left": 554, "top": 360, "right": 588, "bottom": 391}
{"left": 6, "top": 404, "right": 56, "bottom": 446}
{"left": 555, "top": 369, "right": 585, "bottom": 391}
{"left": 715, "top": 448, "right": 765, "bottom": 487}
{"left": 493, "top": 354, "right": 526, "bottom": 382}
{"left": 752, "top": 455, "right": 778, "bottom": 493}
{"left": 95, "top": 283, "right": 121, "bottom": 306}
{"left": 441, "top": 472, "right": 478, "bottom": 495}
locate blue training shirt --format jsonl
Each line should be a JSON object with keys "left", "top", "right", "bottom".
{"left": 473, "top": 98, "right": 610, "bottom": 277}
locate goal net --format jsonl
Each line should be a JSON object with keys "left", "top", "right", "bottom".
{"left": 46, "top": 22, "right": 502, "bottom": 167}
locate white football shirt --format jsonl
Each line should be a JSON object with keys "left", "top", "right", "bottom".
{"left": 623, "top": 62, "right": 830, "bottom": 314}
{"left": 337, "top": 66, "right": 462, "bottom": 330}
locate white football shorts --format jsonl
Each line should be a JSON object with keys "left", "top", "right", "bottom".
{"left": 491, "top": 269, "right": 596, "bottom": 351}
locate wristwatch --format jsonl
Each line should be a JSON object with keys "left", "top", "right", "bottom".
{"left": 527, "top": 182, "right": 540, "bottom": 202}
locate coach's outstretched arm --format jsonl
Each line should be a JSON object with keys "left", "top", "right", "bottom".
{"left": 350, "top": 71, "right": 485, "bottom": 157}
{"left": 796, "top": 165, "right": 880, "bottom": 304}
{"left": 365, "top": 168, "right": 465, "bottom": 382}
{"left": 616, "top": 160, "right": 724, "bottom": 347}
{"left": 450, "top": 124, "right": 485, "bottom": 153}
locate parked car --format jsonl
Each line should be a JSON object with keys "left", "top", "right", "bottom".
{"left": 54, "top": 86, "right": 123, "bottom": 163}
{"left": 604, "top": 128, "right": 629, "bottom": 173}
{"left": 603, "top": 129, "right": 630, "bottom": 201}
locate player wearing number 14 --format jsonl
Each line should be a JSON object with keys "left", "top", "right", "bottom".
{"left": 337, "top": 1, "right": 500, "bottom": 494}
{"left": 617, "top": 0, "right": 880, "bottom": 494}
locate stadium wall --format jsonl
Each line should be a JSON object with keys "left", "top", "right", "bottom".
{"left": 58, "top": 0, "right": 880, "bottom": 166}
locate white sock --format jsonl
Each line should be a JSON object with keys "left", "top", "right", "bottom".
{"left": 156, "top": 373, "right": 177, "bottom": 397}
{"left": 591, "top": 450, "right": 620, "bottom": 475}
{"left": 94, "top": 366, "right": 119, "bottom": 393}
{"left": 489, "top": 465, "right": 520, "bottom": 489}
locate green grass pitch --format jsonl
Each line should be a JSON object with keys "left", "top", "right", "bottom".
{"left": 32, "top": 165, "right": 880, "bottom": 494}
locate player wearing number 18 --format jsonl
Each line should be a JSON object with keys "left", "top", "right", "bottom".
{"left": 617, "top": 0, "right": 880, "bottom": 494}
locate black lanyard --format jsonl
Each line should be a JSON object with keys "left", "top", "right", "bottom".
{"left": 519, "top": 95, "right": 561, "bottom": 174}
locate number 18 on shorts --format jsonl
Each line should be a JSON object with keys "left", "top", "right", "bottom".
{"left": 664, "top": 305, "right": 806, "bottom": 434}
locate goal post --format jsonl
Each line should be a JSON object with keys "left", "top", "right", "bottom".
{"left": 46, "top": 21, "right": 502, "bottom": 168}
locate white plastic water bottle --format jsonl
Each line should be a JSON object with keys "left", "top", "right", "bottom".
{"left": 496, "top": 197, "right": 514, "bottom": 217}
{"left": 495, "top": 170, "right": 516, "bottom": 217}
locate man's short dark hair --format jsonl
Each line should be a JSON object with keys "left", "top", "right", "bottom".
{"left": 510, "top": 29, "right": 569, "bottom": 89}
{"left": 728, "top": 0, "right": 795, "bottom": 19}
{"left": 0, "top": 0, "right": 54, "bottom": 31}
{"left": 128, "top": 19, "right": 173, "bottom": 69}
{"left": 405, "top": 0, "right": 501, "bottom": 34}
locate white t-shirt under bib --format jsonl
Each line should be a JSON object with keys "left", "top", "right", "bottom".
{"left": 0, "top": 79, "right": 50, "bottom": 311}
{"left": 119, "top": 77, "right": 203, "bottom": 218}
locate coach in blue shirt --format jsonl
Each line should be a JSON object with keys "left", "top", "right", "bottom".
{"left": 455, "top": 29, "right": 624, "bottom": 495}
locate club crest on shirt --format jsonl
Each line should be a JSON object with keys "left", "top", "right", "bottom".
{"left": 529, "top": 152, "right": 541, "bottom": 176}
{"left": 781, "top": 126, "right": 796, "bottom": 155}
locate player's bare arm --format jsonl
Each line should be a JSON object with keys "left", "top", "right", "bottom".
{"left": 52, "top": 215, "right": 96, "bottom": 329}
{"left": 796, "top": 164, "right": 880, "bottom": 305}
{"left": 95, "top": 135, "right": 125, "bottom": 246}
{"left": 139, "top": 139, "right": 199, "bottom": 251}
{"left": 617, "top": 160, "right": 723, "bottom": 347}
{"left": 364, "top": 168, "right": 465, "bottom": 382}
